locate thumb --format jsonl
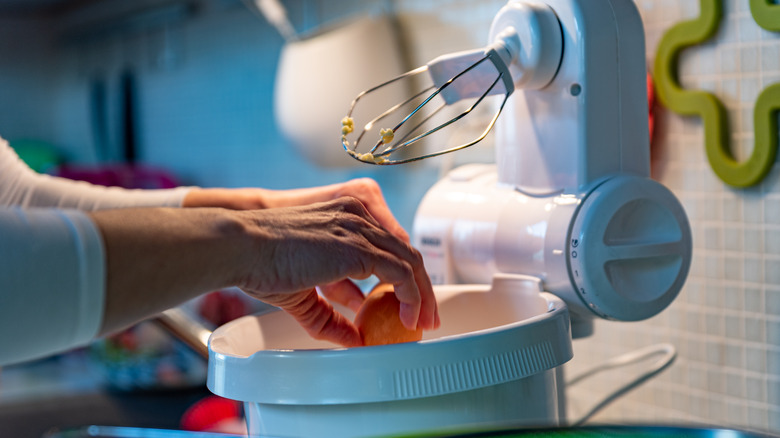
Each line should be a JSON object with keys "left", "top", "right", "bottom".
{"left": 318, "top": 279, "right": 365, "bottom": 312}
{"left": 280, "top": 289, "right": 363, "bottom": 348}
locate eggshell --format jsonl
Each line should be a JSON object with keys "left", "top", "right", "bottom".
{"left": 354, "top": 283, "right": 423, "bottom": 346}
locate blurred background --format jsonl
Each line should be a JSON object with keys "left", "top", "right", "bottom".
{"left": 0, "top": 0, "right": 779, "bottom": 436}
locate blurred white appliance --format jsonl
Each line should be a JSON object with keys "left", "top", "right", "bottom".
{"left": 207, "top": 1, "right": 692, "bottom": 437}
{"left": 274, "top": 14, "right": 408, "bottom": 168}
{"left": 251, "top": 0, "right": 408, "bottom": 168}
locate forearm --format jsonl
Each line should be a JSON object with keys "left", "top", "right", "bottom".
{"left": 183, "top": 179, "right": 408, "bottom": 241}
{"left": 182, "top": 181, "right": 368, "bottom": 210}
{"left": 0, "top": 137, "right": 191, "bottom": 210}
{"left": 89, "top": 207, "right": 253, "bottom": 336}
{"left": 26, "top": 174, "right": 192, "bottom": 210}
{"left": 91, "top": 197, "right": 436, "bottom": 347}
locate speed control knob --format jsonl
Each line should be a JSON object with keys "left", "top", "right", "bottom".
{"left": 566, "top": 175, "right": 692, "bottom": 321}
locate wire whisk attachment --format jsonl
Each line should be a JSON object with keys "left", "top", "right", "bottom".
{"left": 341, "top": 42, "right": 516, "bottom": 165}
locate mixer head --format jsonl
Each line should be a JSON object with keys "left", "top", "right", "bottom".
{"left": 340, "top": 1, "right": 564, "bottom": 166}
{"left": 340, "top": 44, "right": 516, "bottom": 165}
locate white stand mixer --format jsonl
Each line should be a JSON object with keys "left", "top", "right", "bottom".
{"left": 412, "top": 0, "right": 692, "bottom": 336}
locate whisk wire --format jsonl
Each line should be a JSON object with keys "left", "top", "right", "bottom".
{"left": 381, "top": 72, "right": 511, "bottom": 163}
{"left": 382, "top": 72, "right": 504, "bottom": 156}
{"left": 349, "top": 65, "right": 428, "bottom": 108}
{"left": 357, "top": 85, "right": 435, "bottom": 154}
{"left": 371, "top": 52, "right": 497, "bottom": 156}
{"left": 343, "top": 46, "right": 515, "bottom": 164}
{"left": 388, "top": 102, "right": 448, "bottom": 149}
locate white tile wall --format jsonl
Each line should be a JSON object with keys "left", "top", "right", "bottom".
{"left": 0, "top": 16, "right": 58, "bottom": 143}
{"left": 586, "top": 1, "right": 779, "bottom": 432}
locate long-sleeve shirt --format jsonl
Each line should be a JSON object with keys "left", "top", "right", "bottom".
{"left": 0, "top": 137, "right": 191, "bottom": 366}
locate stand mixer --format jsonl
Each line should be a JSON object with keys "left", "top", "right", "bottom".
{"left": 206, "top": 1, "right": 693, "bottom": 436}
{"left": 339, "top": 0, "right": 691, "bottom": 334}
{"left": 409, "top": 0, "right": 692, "bottom": 336}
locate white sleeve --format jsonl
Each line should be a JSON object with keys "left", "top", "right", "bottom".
{"left": 0, "top": 208, "right": 105, "bottom": 366}
{"left": 0, "top": 137, "right": 192, "bottom": 210}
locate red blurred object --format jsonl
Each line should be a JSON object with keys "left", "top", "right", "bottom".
{"left": 114, "top": 330, "right": 139, "bottom": 351}
{"left": 56, "top": 164, "right": 178, "bottom": 189}
{"left": 199, "top": 291, "right": 249, "bottom": 327}
{"left": 647, "top": 71, "right": 655, "bottom": 144}
{"left": 180, "top": 395, "right": 242, "bottom": 432}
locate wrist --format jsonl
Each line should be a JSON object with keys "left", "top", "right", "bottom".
{"left": 201, "top": 208, "right": 259, "bottom": 289}
{"left": 183, "top": 188, "right": 269, "bottom": 210}
{"left": 90, "top": 207, "right": 257, "bottom": 334}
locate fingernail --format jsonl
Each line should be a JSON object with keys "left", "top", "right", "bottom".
{"left": 399, "top": 302, "right": 419, "bottom": 330}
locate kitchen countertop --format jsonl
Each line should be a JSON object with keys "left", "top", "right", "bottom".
{"left": 0, "top": 351, "right": 212, "bottom": 437}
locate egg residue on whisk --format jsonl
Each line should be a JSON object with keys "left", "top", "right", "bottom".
{"left": 342, "top": 117, "right": 388, "bottom": 163}
{"left": 380, "top": 128, "right": 394, "bottom": 144}
{"left": 347, "top": 149, "right": 388, "bottom": 164}
{"left": 341, "top": 116, "right": 355, "bottom": 136}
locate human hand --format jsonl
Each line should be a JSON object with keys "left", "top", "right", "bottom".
{"left": 183, "top": 179, "right": 435, "bottom": 346}
{"left": 183, "top": 178, "right": 408, "bottom": 242}
{"left": 235, "top": 197, "right": 438, "bottom": 347}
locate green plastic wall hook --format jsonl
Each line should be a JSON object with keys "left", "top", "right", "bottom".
{"left": 750, "top": 0, "right": 780, "bottom": 32}
{"left": 654, "top": 0, "right": 780, "bottom": 188}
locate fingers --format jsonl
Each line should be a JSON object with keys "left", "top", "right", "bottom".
{"left": 367, "top": 252, "right": 422, "bottom": 329}
{"left": 394, "top": 261, "right": 439, "bottom": 331}
{"left": 354, "top": 243, "right": 437, "bottom": 332}
{"left": 364, "top": 201, "right": 409, "bottom": 243}
{"left": 318, "top": 280, "right": 365, "bottom": 312}
{"left": 410, "top": 257, "right": 439, "bottom": 330}
{"left": 277, "top": 289, "right": 363, "bottom": 348}
{"left": 335, "top": 179, "right": 409, "bottom": 242}
{"left": 243, "top": 195, "right": 439, "bottom": 340}
{"left": 264, "top": 178, "right": 408, "bottom": 242}
{"left": 334, "top": 200, "right": 437, "bottom": 331}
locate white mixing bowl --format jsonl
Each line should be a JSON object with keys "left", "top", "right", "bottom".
{"left": 208, "top": 275, "right": 572, "bottom": 438}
